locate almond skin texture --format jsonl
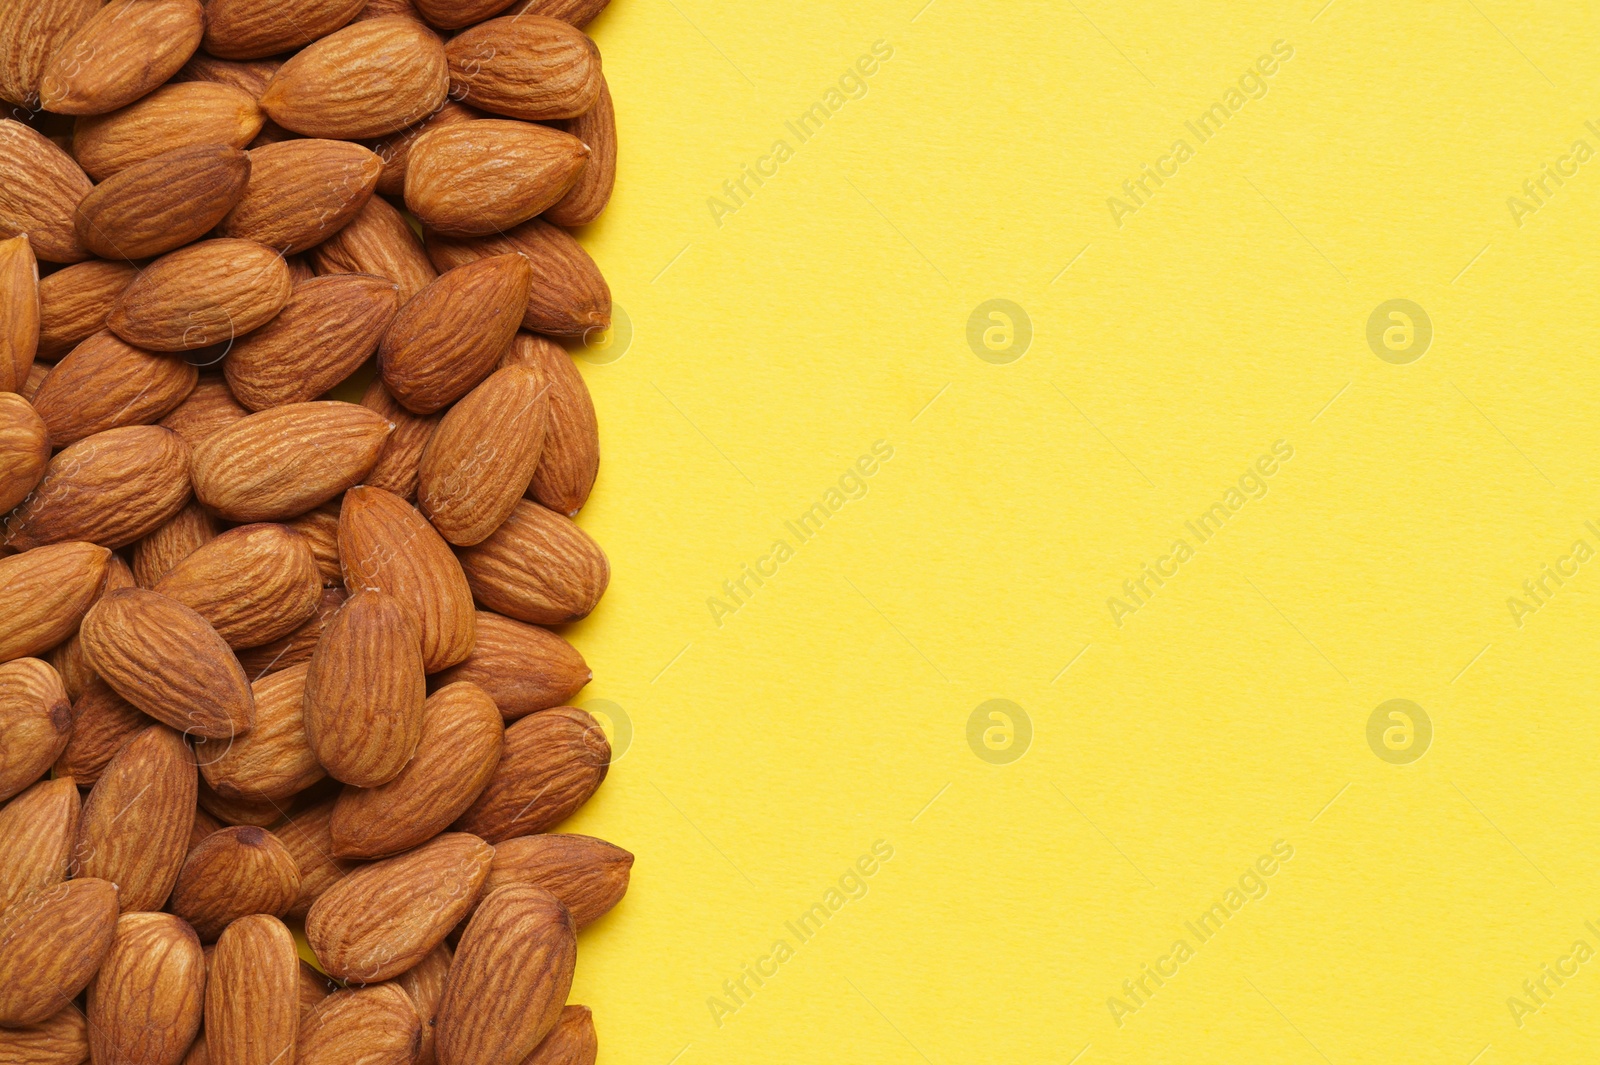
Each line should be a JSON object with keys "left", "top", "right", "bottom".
{"left": 176, "top": 53, "right": 281, "bottom": 97}
{"left": 370, "top": 97, "right": 478, "bottom": 198}
{"left": 54, "top": 674, "right": 150, "bottom": 785}
{"left": 287, "top": 504, "right": 343, "bottom": 585}
{"left": 0, "top": 122, "right": 93, "bottom": 262}
{"left": 0, "top": 878, "right": 119, "bottom": 1026}
{"left": 39, "top": 0, "right": 205, "bottom": 116}
{"left": 414, "top": 0, "right": 514, "bottom": 29}
{"left": 132, "top": 499, "right": 219, "bottom": 588}
{"left": 379, "top": 252, "right": 531, "bottom": 414}
{"left": 261, "top": 18, "right": 448, "bottom": 140}
{"left": 503, "top": 333, "right": 599, "bottom": 516}
{"left": 405, "top": 120, "right": 587, "bottom": 237}
{"left": 0, "top": 391, "right": 49, "bottom": 513}
{"left": 434, "top": 885, "right": 575, "bottom": 1065}
{"left": 428, "top": 219, "right": 608, "bottom": 336}
{"left": 338, "top": 486, "right": 476, "bottom": 671}
{"left": 0, "top": 657, "right": 71, "bottom": 800}
{"left": 482, "top": 834, "right": 631, "bottom": 929}
{"left": 545, "top": 74, "right": 614, "bottom": 227}
{"left": 108, "top": 238, "right": 291, "bottom": 352}
{"left": 304, "top": 589, "right": 426, "bottom": 787}
{"left": 457, "top": 501, "right": 609, "bottom": 625}
{"left": 218, "top": 140, "right": 383, "bottom": 254}
{"left": 169, "top": 825, "right": 303, "bottom": 941}
{"left": 80, "top": 588, "right": 256, "bottom": 740}
{"left": 47, "top": 552, "right": 134, "bottom": 698}
{"left": 74, "top": 143, "right": 250, "bottom": 260}
{"left": 196, "top": 662, "right": 323, "bottom": 801}
{"left": 271, "top": 796, "right": 358, "bottom": 921}
{"left": 0, "top": 776, "right": 79, "bottom": 913}
{"left": 236, "top": 585, "right": 346, "bottom": 681}
{"left": 156, "top": 522, "right": 323, "bottom": 648}
{"left": 71, "top": 724, "right": 196, "bottom": 910}
{"left": 297, "top": 961, "right": 334, "bottom": 1018}
{"left": 191, "top": 402, "right": 392, "bottom": 520}
{"left": 225, "top": 274, "right": 399, "bottom": 409}
{"left": 418, "top": 364, "right": 548, "bottom": 546}
{"left": 0, "top": 0, "right": 100, "bottom": 109}
{"left": 359, "top": 379, "right": 438, "bottom": 501}
{"left": 395, "top": 944, "right": 450, "bottom": 1065}
{"left": 296, "top": 984, "right": 421, "bottom": 1065}
{"left": 305, "top": 832, "right": 493, "bottom": 983}
{"left": 508, "top": 0, "right": 608, "bottom": 27}
{"left": 0, "top": 1004, "right": 91, "bottom": 1065}
{"left": 205, "top": 0, "right": 367, "bottom": 60}
{"left": 87, "top": 912, "right": 206, "bottom": 1065}
{"left": 37, "top": 259, "right": 136, "bottom": 358}
{"left": 453, "top": 707, "right": 608, "bottom": 843}
{"left": 32, "top": 331, "right": 199, "bottom": 445}
{"left": 522, "top": 1005, "right": 597, "bottom": 1065}
{"left": 307, "top": 193, "right": 436, "bottom": 302}
{"left": 159, "top": 374, "right": 250, "bottom": 447}
{"left": 196, "top": 777, "right": 282, "bottom": 828}
{"left": 73, "top": 82, "right": 265, "bottom": 180}
{"left": 207, "top": 915, "right": 298, "bottom": 1065}
{"left": 0, "top": 233, "right": 38, "bottom": 390}
{"left": 445, "top": 16, "right": 600, "bottom": 121}
{"left": 434, "top": 611, "right": 588, "bottom": 720}
{"left": 330, "top": 681, "right": 504, "bottom": 859}
{"left": 0, "top": 541, "right": 109, "bottom": 660}
{"left": 4, "top": 424, "right": 191, "bottom": 550}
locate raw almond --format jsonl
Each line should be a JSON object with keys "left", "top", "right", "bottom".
{"left": 338, "top": 486, "right": 476, "bottom": 671}
{"left": 295, "top": 984, "right": 421, "bottom": 1065}
{"left": 286, "top": 504, "right": 343, "bottom": 586}
{"left": 454, "top": 707, "right": 608, "bottom": 842}
{"left": 481, "top": 834, "right": 631, "bottom": 928}
{"left": 0, "top": 233, "right": 38, "bottom": 390}
{"left": 159, "top": 374, "right": 251, "bottom": 447}
{"left": 434, "top": 610, "right": 589, "bottom": 719}
{"left": 218, "top": 139, "right": 382, "bottom": 254}
{"left": 359, "top": 379, "right": 439, "bottom": 501}
{"left": 0, "top": 878, "right": 119, "bottom": 1026}
{"left": 545, "top": 73, "right": 614, "bottom": 227}
{"left": 191, "top": 401, "right": 391, "bottom": 520}
{"left": 444, "top": 16, "right": 601, "bottom": 121}
{"left": 176, "top": 53, "right": 281, "bottom": 98}
{"left": 71, "top": 723, "right": 196, "bottom": 909}
{"left": 36, "top": 258, "right": 137, "bottom": 358}
{"left": 508, "top": 0, "right": 609, "bottom": 28}
{"left": 0, "top": 391, "right": 49, "bottom": 513}
{"left": 31, "top": 330, "right": 199, "bottom": 445}
{"left": 169, "top": 825, "right": 303, "bottom": 940}
{"left": 19, "top": 358, "right": 46, "bottom": 400}
{"left": 197, "top": 777, "right": 282, "bottom": 828}
{"left": 86, "top": 912, "right": 206, "bottom": 1065}
{"left": 503, "top": 333, "right": 599, "bottom": 516}
{"left": 196, "top": 662, "right": 323, "bottom": 801}
{"left": 45, "top": 553, "right": 134, "bottom": 698}
{"left": 413, "top": 0, "right": 515, "bottom": 29}
{"left": 357, "top": 0, "right": 429, "bottom": 20}
{"left": 0, "top": 1006, "right": 91, "bottom": 1065}
{"left": 0, "top": 657, "right": 71, "bottom": 800}
{"left": 304, "top": 831, "right": 493, "bottom": 983}
{"left": 456, "top": 500, "right": 609, "bottom": 625}
{"left": 260, "top": 17, "right": 448, "bottom": 140}
{"left": 73, "top": 82, "right": 265, "bottom": 180}
{"left": 428, "top": 219, "right": 608, "bottom": 336}
{"left": 73, "top": 142, "right": 251, "bottom": 260}
{"left": 0, "top": 776, "right": 79, "bottom": 912}
{"left": 54, "top": 676, "right": 149, "bottom": 786}
{"left": 224, "top": 274, "right": 399, "bottom": 409}
{"left": 370, "top": 97, "right": 479, "bottom": 197}
{"left": 0, "top": 541, "right": 111, "bottom": 661}
{"left": 395, "top": 943, "right": 451, "bottom": 1065}
{"left": 405, "top": 119, "right": 587, "bottom": 236}
{"left": 204, "top": 0, "right": 367, "bottom": 60}
{"left": 297, "top": 960, "right": 335, "bottom": 1018}
{"left": 206, "top": 914, "right": 298, "bottom": 1065}
{"left": 108, "top": 238, "right": 291, "bottom": 352}
{"left": 523, "top": 1004, "right": 597, "bottom": 1065}
{"left": 39, "top": 0, "right": 205, "bottom": 116}
{"left": 0, "top": 121, "right": 92, "bottom": 262}
{"left": 0, "top": 0, "right": 100, "bottom": 108}
{"left": 379, "top": 251, "right": 531, "bottom": 414}
{"left": 131, "top": 499, "right": 220, "bottom": 588}
{"left": 156, "top": 522, "right": 323, "bottom": 647}
{"left": 237, "top": 585, "right": 347, "bottom": 679}
{"left": 307, "top": 193, "right": 436, "bottom": 302}
{"left": 80, "top": 587, "right": 256, "bottom": 740}
{"left": 271, "top": 795, "right": 359, "bottom": 920}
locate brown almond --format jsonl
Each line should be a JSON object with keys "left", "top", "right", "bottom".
{"left": 196, "top": 777, "right": 282, "bottom": 828}
{"left": 72, "top": 82, "right": 265, "bottom": 180}
{"left": 271, "top": 796, "right": 359, "bottom": 921}
{"left": 131, "top": 499, "right": 220, "bottom": 588}
{"left": 0, "top": 233, "right": 38, "bottom": 390}
{"left": 285, "top": 504, "right": 343, "bottom": 585}
{"left": 218, "top": 139, "right": 382, "bottom": 254}
{"left": 454, "top": 707, "right": 607, "bottom": 843}
{"left": 507, "top": 0, "right": 608, "bottom": 28}
{"left": 395, "top": 943, "right": 451, "bottom": 1065}
{"left": 205, "top": 0, "right": 367, "bottom": 60}
{"left": 405, "top": 120, "right": 586, "bottom": 237}
{"left": 357, "top": 0, "right": 428, "bottom": 20}
{"left": 176, "top": 53, "right": 281, "bottom": 98}
{"left": 545, "top": 73, "right": 614, "bottom": 227}
{"left": 169, "top": 825, "right": 302, "bottom": 941}
{"left": 359, "top": 378, "right": 438, "bottom": 501}
{"left": 52, "top": 673, "right": 150, "bottom": 786}
{"left": 236, "top": 586, "right": 346, "bottom": 681}
{"left": 87, "top": 912, "right": 206, "bottom": 1065}
{"left": 307, "top": 193, "right": 436, "bottom": 302}
{"left": 37, "top": 258, "right": 136, "bottom": 359}
{"left": 297, "top": 960, "right": 334, "bottom": 1018}
{"left": 156, "top": 522, "right": 323, "bottom": 648}
{"left": 338, "top": 486, "right": 476, "bottom": 671}
{"left": 413, "top": 0, "right": 514, "bottom": 29}
{"left": 427, "top": 219, "right": 608, "bottom": 336}
{"left": 0, "top": 541, "right": 110, "bottom": 661}
{"left": 0, "top": 1005, "right": 92, "bottom": 1065}
{"left": 32, "top": 330, "right": 198, "bottom": 445}
{"left": 73, "top": 143, "right": 250, "bottom": 260}
{"left": 48, "top": 552, "right": 135, "bottom": 700}
{"left": 108, "top": 238, "right": 291, "bottom": 352}
{"left": 39, "top": 0, "right": 205, "bottom": 116}
{"left": 206, "top": 915, "right": 298, "bottom": 1065}
{"left": 0, "top": 0, "right": 100, "bottom": 109}
{"left": 522, "top": 1004, "right": 596, "bottom": 1065}
{"left": 434, "top": 611, "right": 588, "bottom": 720}
{"left": 456, "top": 500, "right": 608, "bottom": 625}
{"left": 72, "top": 724, "right": 195, "bottom": 909}
{"left": 159, "top": 374, "right": 251, "bottom": 447}
{"left": 261, "top": 18, "right": 448, "bottom": 140}
{"left": 0, "top": 391, "right": 49, "bottom": 514}
{"left": 0, "top": 776, "right": 79, "bottom": 913}
{"left": 18, "top": 357, "right": 46, "bottom": 400}
{"left": 296, "top": 984, "right": 421, "bottom": 1065}
{"left": 483, "top": 834, "right": 630, "bottom": 929}
{"left": 224, "top": 274, "right": 399, "bottom": 409}
{"left": 0, "top": 121, "right": 93, "bottom": 262}
{"left": 0, "top": 878, "right": 119, "bottom": 1026}
{"left": 305, "top": 832, "right": 493, "bottom": 983}
{"left": 0, "top": 657, "right": 71, "bottom": 800}
{"left": 195, "top": 662, "right": 323, "bottom": 801}
{"left": 379, "top": 252, "right": 531, "bottom": 414}
{"left": 445, "top": 16, "right": 600, "bottom": 121}
{"left": 503, "top": 333, "right": 598, "bottom": 516}
{"left": 370, "top": 97, "right": 479, "bottom": 198}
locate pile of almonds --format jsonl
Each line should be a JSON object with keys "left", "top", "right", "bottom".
{"left": 0, "top": 0, "right": 628, "bottom": 1063}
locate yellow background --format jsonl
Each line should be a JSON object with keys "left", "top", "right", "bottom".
{"left": 560, "top": 1, "right": 1600, "bottom": 1061}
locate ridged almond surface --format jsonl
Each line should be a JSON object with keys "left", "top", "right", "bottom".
{"left": 414, "top": 0, "right": 514, "bottom": 28}
{"left": 454, "top": 707, "right": 608, "bottom": 843}
{"left": 4, "top": 424, "right": 191, "bottom": 550}
{"left": 0, "top": 233, "right": 38, "bottom": 390}
{"left": 176, "top": 53, "right": 281, "bottom": 97}
{"left": 297, "top": 960, "right": 334, "bottom": 1018}
{"left": 87, "top": 912, "right": 205, "bottom": 1065}
{"left": 187, "top": 807, "right": 223, "bottom": 855}
{"left": 73, "top": 82, "right": 265, "bottom": 180}
{"left": 0, "top": 0, "right": 99, "bottom": 108}
{"left": 0, "top": 121, "right": 93, "bottom": 262}
{"left": 205, "top": 0, "right": 367, "bottom": 60}
{"left": 158, "top": 375, "right": 250, "bottom": 447}
{"left": 0, "top": 878, "right": 119, "bottom": 1026}
{"left": 418, "top": 364, "right": 548, "bottom": 545}
{"left": 405, "top": 120, "right": 586, "bottom": 237}
{"left": 0, "top": 541, "right": 111, "bottom": 660}
{"left": 271, "top": 796, "right": 359, "bottom": 921}
{"left": 0, "top": 657, "right": 71, "bottom": 800}
{"left": 434, "top": 884, "right": 575, "bottom": 1065}
{"left": 482, "top": 834, "right": 631, "bottom": 929}
{"left": 522, "top": 1004, "right": 597, "bottom": 1065}
{"left": 503, "top": 333, "right": 599, "bottom": 515}
{"left": 72, "top": 723, "right": 196, "bottom": 910}
{"left": 74, "top": 143, "right": 250, "bottom": 260}
{"left": 395, "top": 943, "right": 451, "bottom": 1065}
{"left": 307, "top": 193, "right": 436, "bottom": 302}
{"left": 0, "top": 391, "right": 48, "bottom": 513}
{"left": 196, "top": 662, "right": 323, "bottom": 801}
{"left": 156, "top": 523, "right": 322, "bottom": 648}
{"left": 338, "top": 486, "right": 476, "bottom": 671}
{"left": 196, "top": 777, "right": 281, "bottom": 828}
{"left": 358, "top": 379, "right": 438, "bottom": 501}
{"left": 206, "top": 915, "right": 298, "bottom": 1065}
{"left": 224, "top": 274, "right": 399, "bottom": 409}
{"left": 218, "top": 140, "right": 382, "bottom": 254}
{"left": 508, "top": 0, "right": 608, "bottom": 27}
{"left": 0, "top": 776, "right": 79, "bottom": 913}
{"left": 261, "top": 18, "right": 448, "bottom": 140}
{"left": 356, "top": 0, "right": 429, "bottom": 20}
{"left": 427, "top": 219, "right": 608, "bottom": 336}
{"left": 39, "top": 0, "right": 205, "bottom": 116}
{"left": 379, "top": 252, "right": 531, "bottom": 414}
{"left": 304, "top": 589, "right": 426, "bottom": 787}
{"left": 434, "top": 611, "right": 589, "bottom": 720}
{"left": 0, "top": 1005, "right": 91, "bottom": 1065}
{"left": 108, "top": 238, "right": 291, "bottom": 352}
{"left": 80, "top": 588, "right": 256, "bottom": 740}
{"left": 37, "top": 258, "right": 136, "bottom": 358}
{"left": 456, "top": 500, "right": 609, "bottom": 625}
{"left": 237, "top": 586, "right": 346, "bottom": 680}
{"left": 45, "top": 552, "right": 135, "bottom": 699}
{"left": 545, "top": 75, "right": 614, "bottom": 227}
{"left": 131, "top": 499, "right": 219, "bottom": 588}
{"left": 444, "top": 16, "right": 600, "bottom": 121}
{"left": 32, "top": 331, "right": 198, "bottom": 445}
{"left": 53, "top": 673, "right": 150, "bottom": 785}
{"left": 296, "top": 984, "right": 421, "bottom": 1065}
{"left": 371, "top": 97, "right": 478, "bottom": 198}
{"left": 191, "top": 402, "right": 391, "bottom": 521}
{"left": 287, "top": 504, "right": 343, "bottom": 585}
{"left": 169, "top": 825, "right": 302, "bottom": 941}
{"left": 330, "top": 681, "right": 503, "bottom": 859}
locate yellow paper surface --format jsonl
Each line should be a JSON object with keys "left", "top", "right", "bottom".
{"left": 565, "top": 2, "right": 1600, "bottom": 1061}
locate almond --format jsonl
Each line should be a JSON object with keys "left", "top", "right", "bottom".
{"left": 87, "top": 912, "right": 206, "bottom": 1065}
{"left": 73, "top": 82, "right": 265, "bottom": 180}
{"left": 522, "top": 1004, "right": 596, "bottom": 1065}
{"left": 395, "top": 943, "right": 451, "bottom": 1065}
{"left": 218, "top": 139, "right": 382, "bottom": 254}
{"left": 71, "top": 724, "right": 196, "bottom": 909}
{"left": 204, "top": 0, "right": 367, "bottom": 60}
{"left": 338, "top": 486, "right": 476, "bottom": 671}
{"left": 0, "top": 391, "right": 49, "bottom": 513}
{"left": 0, "top": 1005, "right": 90, "bottom": 1065}
{"left": 196, "top": 777, "right": 282, "bottom": 828}
{"left": 545, "top": 74, "right": 614, "bottom": 227}
{"left": 508, "top": 0, "right": 608, "bottom": 28}
{"left": 156, "top": 522, "right": 323, "bottom": 648}
{"left": 176, "top": 54, "right": 281, "bottom": 98}
{"left": 296, "top": 984, "right": 421, "bottom": 1065}
{"left": 159, "top": 374, "right": 250, "bottom": 447}
{"left": 304, "top": 589, "right": 426, "bottom": 787}
{"left": 206, "top": 914, "right": 298, "bottom": 1065}
{"left": 307, "top": 193, "right": 436, "bottom": 302}
{"left": 224, "top": 274, "right": 399, "bottom": 409}
{"left": 73, "top": 143, "right": 250, "bottom": 260}
{"left": 427, "top": 219, "right": 608, "bottom": 336}
{"left": 80, "top": 587, "right": 256, "bottom": 740}
{"left": 297, "top": 960, "right": 335, "bottom": 1018}
{"left": 454, "top": 707, "right": 607, "bottom": 842}
{"left": 108, "top": 238, "right": 291, "bottom": 352}
{"left": 357, "top": 0, "right": 428, "bottom": 20}
{"left": 370, "top": 97, "right": 478, "bottom": 197}
{"left": 0, "top": 541, "right": 111, "bottom": 660}
{"left": 45, "top": 551, "right": 133, "bottom": 697}
{"left": 131, "top": 499, "right": 220, "bottom": 587}
{"left": 188, "top": 805, "right": 224, "bottom": 855}
{"left": 0, "top": 0, "right": 99, "bottom": 108}
{"left": 39, "top": 0, "right": 205, "bottom": 116}
{"left": 196, "top": 663, "right": 323, "bottom": 802}
{"left": 237, "top": 585, "right": 346, "bottom": 681}
{"left": 32, "top": 330, "right": 199, "bottom": 445}
{"left": 305, "top": 832, "right": 493, "bottom": 983}
{"left": 286, "top": 504, "right": 343, "bottom": 585}
{"left": 359, "top": 379, "right": 438, "bottom": 501}
{"left": 405, "top": 120, "right": 587, "bottom": 236}
{"left": 0, "top": 233, "right": 38, "bottom": 390}
{"left": 169, "top": 825, "right": 302, "bottom": 941}
{"left": 18, "top": 358, "right": 46, "bottom": 401}
{"left": 379, "top": 252, "right": 531, "bottom": 414}
{"left": 261, "top": 18, "right": 448, "bottom": 140}
{"left": 0, "top": 657, "right": 71, "bottom": 800}
{"left": 36, "top": 258, "right": 136, "bottom": 358}
{"left": 330, "top": 680, "right": 503, "bottom": 859}
{"left": 0, "top": 123, "right": 91, "bottom": 262}
{"left": 271, "top": 796, "right": 359, "bottom": 921}
{"left": 434, "top": 611, "right": 588, "bottom": 719}
{"left": 0, "top": 878, "right": 119, "bottom": 1026}
{"left": 456, "top": 500, "right": 608, "bottom": 625}
{"left": 434, "top": 884, "right": 575, "bottom": 1065}
{"left": 53, "top": 673, "right": 150, "bottom": 785}
{"left": 503, "top": 333, "right": 598, "bottom": 516}
{"left": 5, "top": 424, "right": 192, "bottom": 550}
{"left": 413, "top": 0, "right": 515, "bottom": 29}
{"left": 0, "top": 776, "right": 79, "bottom": 913}
{"left": 191, "top": 402, "right": 391, "bottom": 520}
{"left": 482, "top": 834, "right": 630, "bottom": 928}
{"left": 445, "top": 17, "right": 600, "bottom": 121}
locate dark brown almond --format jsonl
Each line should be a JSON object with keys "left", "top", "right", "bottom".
{"left": 52, "top": 673, "right": 150, "bottom": 785}
{"left": 359, "top": 378, "right": 439, "bottom": 501}
{"left": 260, "top": 18, "right": 448, "bottom": 140}
{"left": 0, "top": 878, "right": 119, "bottom": 1026}
{"left": 0, "top": 390, "right": 49, "bottom": 515}
{"left": 456, "top": 500, "right": 608, "bottom": 625}
{"left": 158, "top": 374, "right": 250, "bottom": 447}
{"left": 218, "top": 139, "right": 383, "bottom": 254}
{"left": 0, "top": 541, "right": 110, "bottom": 661}
{"left": 72, "top": 82, "right": 264, "bottom": 181}
{"left": 107, "top": 238, "right": 291, "bottom": 352}
{"left": 503, "top": 333, "right": 598, "bottom": 516}
{"left": 0, "top": 233, "right": 38, "bottom": 391}
{"left": 195, "top": 662, "right": 323, "bottom": 801}
{"left": 73, "top": 143, "right": 250, "bottom": 260}
{"left": 169, "top": 825, "right": 302, "bottom": 941}
{"left": 444, "top": 16, "right": 600, "bottom": 121}
{"left": 39, "top": 0, "right": 205, "bottom": 116}
{"left": 206, "top": 915, "right": 298, "bottom": 1065}
{"left": 32, "top": 330, "right": 198, "bottom": 445}
{"left": 204, "top": 0, "right": 368, "bottom": 60}
{"left": 37, "top": 259, "right": 137, "bottom": 359}
{"left": 433, "top": 611, "right": 588, "bottom": 720}
{"left": 237, "top": 585, "right": 346, "bottom": 680}
{"left": 405, "top": 119, "right": 587, "bottom": 236}
{"left": 453, "top": 707, "right": 608, "bottom": 843}
{"left": 0, "top": 657, "right": 71, "bottom": 800}
{"left": 545, "top": 73, "right": 614, "bottom": 227}
{"left": 307, "top": 193, "right": 436, "bottom": 302}
{"left": 131, "top": 499, "right": 220, "bottom": 588}
{"left": 86, "top": 912, "right": 206, "bottom": 1065}
{"left": 271, "top": 796, "right": 359, "bottom": 920}
{"left": 0, "top": 122, "right": 93, "bottom": 262}
{"left": 0, "top": 776, "right": 80, "bottom": 913}
{"left": 482, "top": 834, "right": 630, "bottom": 928}
{"left": 156, "top": 522, "right": 322, "bottom": 648}
{"left": 427, "top": 219, "right": 608, "bottom": 336}
{"left": 72, "top": 724, "right": 196, "bottom": 910}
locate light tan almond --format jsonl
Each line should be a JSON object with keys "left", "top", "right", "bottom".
{"left": 545, "top": 73, "right": 614, "bottom": 227}
{"left": 507, "top": 0, "right": 608, "bottom": 27}
{"left": 206, "top": 915, "right": 298, "bottom": 1065}
{"left": 204, "top": 0, "right": 367, "bottom": 60}
{"left": 456, "top": 500, "right": 608, "bottom": 625}
{"left": 169, "top": 825, "right": 302, "bottom": 941}
{"left": 405, "top": 120, "right": 586, "bottom": 236}
{"left": 73, "top": 142, "right": 250, "bottom": 260}
{"left": 0, "top": 541, "right": 109, "bottom": 660}
{"left": 453, "top": 707, "right": 607, "bottom": 842}
{"left": 0, "top": 657, "right": 71, "bottom": 800}
{"left": 307, "top": 193, "right": 436, "bottom": 302}
{"left": 0, "top": 776, "right": 79, "bottom": 913}
{"left": 108, "top": 238, "right": 291, "bottom": 352}
{"left": 0, "top": 1005, "right": 92, "bottom": 1065}
{"left": 358, "top": 379, "right": 438, "bottom": 501}
{"left": 482, "top": 834, "right": 630, "bottom": 929}
{"left": 285, "top": 504, "right": 343, "bottom": 585}
{"left": 0, "top": 122, "right": 91, "bottom": 263}
{"left": 87, "top": 912, "right": 206, "bottom": 1065}
{"left": 370, "top": 97, "right": 478, "bottom": 198}
{"left": 444, "top": 16, "right": 600, "bottom": 121}
{"left": 131, "top": 499, "right": 219, "bottom": 588}
{"left": 395, "top": 943, "right": 450, "bottom": 1065}
{"left": 195, "top": 662, "right": 322, "bottom": 801}
{"left": 434, "top": 611, "right": 588, "bottom": 720}
{"left": 261, "top": 18, "right": 448, "bottom": 140}
{"left": 32, "top": 330, "right": 198, "bottom": 445}
{"left": 176, "top": 53, "right": 281, "bottom": 98}
{"left": 0, "top": 391, "right": 48, "bottom": 514}
{"left": 0, "top": 0, "right": 100, "bottom": 109}
{"left": 218, "top": 140, "right": 382, "bottom": 254}
{"left": 156, "top": 523, "right": 322, "bottom": 648}
{"left": 521, "top": 1004, "right": 596, "bottom": 1065}
{"left": 296, "top": 984, "right": 420, "bottom": 1065}
{"left": 158, "top": 374, "right": 250, "bottom": 447}
{"left": 427, "top": 219, "right": 608, "bottom": 336}
{"left": 503, "top": 333, "right": 598, "bottom": 516}
{"left": 39, "top": 0, "right": 205, "bottom": 116}
{"left": 72, "top": 724, "right": 196, "bottom": 910}
{"left": 0, "top": 878, "right": 119, "bottom": 1026}
{"left": 73, "top": 82, "right": 264, "bottom": 180}
{"left": 0, "top": 233, "right": 38, "bottom": 391}
{"left": 36, "top": 258, "right": 137, "bottom": 358}
{"left": 271, "top": 796, "right": 359, "bottom": 921}
{"left": 53, "top": 673, "right": 150, "bottom": 786}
